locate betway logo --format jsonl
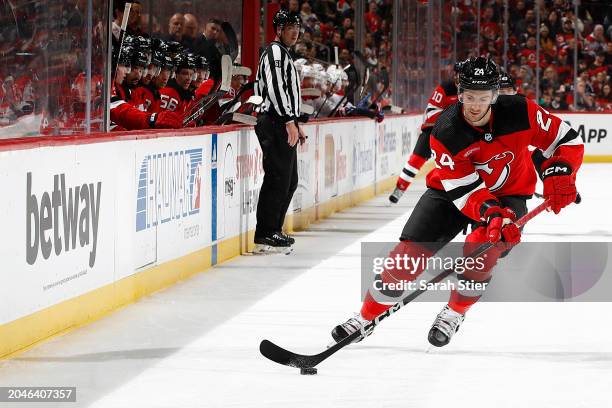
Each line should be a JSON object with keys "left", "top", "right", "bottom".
{"left": 26, "top": 173, "right": 102, "bottom": 267}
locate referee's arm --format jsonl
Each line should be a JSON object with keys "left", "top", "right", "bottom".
{"left": 261, "top": 43, "right": 300, "bottom": 123}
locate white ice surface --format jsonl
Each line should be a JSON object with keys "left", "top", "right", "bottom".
{"left": 1, "top": 164, "right": 611, "bottom": 408}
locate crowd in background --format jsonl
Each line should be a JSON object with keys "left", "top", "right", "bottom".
{"left": 278, "top": 0, "right": 394, "bottom": 108}
{"left": 1, "top": 0, "right": 612, "bottom": 137}
{"left": 457, "top": 0, "right": 612, "bottom": 111}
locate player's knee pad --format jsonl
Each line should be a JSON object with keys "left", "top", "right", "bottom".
{"left": 379, "top": 240, "right": 434, "bottom": 285}
{"left": 463, "top": 225, "right": 503, "bottom": 279}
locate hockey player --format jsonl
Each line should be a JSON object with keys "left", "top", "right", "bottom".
{"left": 498, "top": 69, "right": 518, "bottom": 95}
{"left": 158, "top": 53, "right": 197, "bottom": 115}
{"left": 389, "top": 64, "right": 461, "bottom": 203}
{"left": 110, "top": 42, "right": 182, "bottom": 130}
{"left": 333, "top": 57, "right": 583, "bottom": 347}
{"left": 131, "top": 49, "right": 166, "bottom": 112}
{"left": 190, "top": 55, "right": 210, "bottom": 93}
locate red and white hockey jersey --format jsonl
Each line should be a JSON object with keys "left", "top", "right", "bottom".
{"left": 428, "top": 95, "right": 584, "bottom": 221}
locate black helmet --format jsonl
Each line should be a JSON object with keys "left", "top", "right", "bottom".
{"left": 195, "top": 55, "right": 209, "bottom": 71}
{"left": 499, "top": 69, "right": 516, "bottom": 90}
{"left": 116, "top": 44, "right": 134, "bottom": 67}
{"left": 458, "top": 57, "right": 499, "bottom": 91}
{"left": 166, "top": 41, "right": 183, "bottom": 56}
{"left": 150, "top": 51, "right": 165, "bottom": 67}
{"left": 151, "top": 38, "right": 167, "bottom": 53}
{"left": 131, "top": 50, "right": 149, "bottom": 68}
{"left": 273, "top": 10, "right": 301, "bottom": 32}
{"left": 134, "top": 35, "right": 151, "bottom": 53}
{"left": 161, "top": 55, "right": 175, "bottom": 71}
{"left": 453, "top": 61, "right": 465, "bottom": 73}
{"left": 174, "top": 53, "right": 197, "bottom": 71}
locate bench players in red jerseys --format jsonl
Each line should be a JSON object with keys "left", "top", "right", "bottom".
{"left": 158, "top": 53, "right": 197, "bottom": 116}
{"left": 333, "top": 57, "right": 584, "bottom": 347}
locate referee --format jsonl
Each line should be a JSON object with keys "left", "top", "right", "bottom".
{"left": 253, "top": 10, "right": 303, "bottom": 253}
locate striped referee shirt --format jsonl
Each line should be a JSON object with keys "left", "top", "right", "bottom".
{"left": 255, "top": 41, "right": 301, "bottom": 122}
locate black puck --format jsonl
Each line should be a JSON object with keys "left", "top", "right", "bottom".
{"left": 300, "top": 367, "right": 318, "bottom": 375}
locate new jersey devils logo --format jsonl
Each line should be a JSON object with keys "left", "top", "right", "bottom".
{"left": 474, "top": 151, "right": 515, "bottom": 192}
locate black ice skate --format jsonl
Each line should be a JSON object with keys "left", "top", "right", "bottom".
{"left": 253, "top": 233, "right": 293, "bottom": 255}
{"left": 278, "top": 231, "right": 295, "bottom": 245}
{"left": 428, "top": 305, "right": 465, "bottom": 347}
{"left": 388, "top": 187, "right": 404, "bottom": 204}
{"left": 331, "top": 314, "right": 373, "bottom": 344}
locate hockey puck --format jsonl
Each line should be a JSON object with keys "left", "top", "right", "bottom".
{"left": 300, "top": 367, "right": 318, "bottom": 375}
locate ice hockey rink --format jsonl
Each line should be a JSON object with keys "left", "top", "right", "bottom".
{"left": 1, "top": 163, "right": 611, "bottom": 408}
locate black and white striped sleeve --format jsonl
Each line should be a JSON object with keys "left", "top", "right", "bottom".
{"left": 256, "top": 42, "right": 301, "bottom": 122}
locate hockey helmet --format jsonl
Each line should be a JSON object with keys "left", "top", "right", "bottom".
{"left": 458, "top": 57, "right": 500, "bottom": 91}
{"left": 273, "top": 10, "right": 301, "bottom": 32}
{"left": 174, "top": 53, "right": 197, "bottom": 71}
{"left": 499, "top": 69, "right": 516, "bottom": 90}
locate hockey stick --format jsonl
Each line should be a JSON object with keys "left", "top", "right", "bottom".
{"left": 221, "top": 21, "right": 239, "bottom": 62}
{"left": 111, "top": 2, "right": 132, "bottom": 85}
{"left": 212, "top": 82, "right": 256, "bottom": 125}
{"left": 533, "top": 191, "right": 581, "bottom": 204}
{"left": 313, "top": 92, "right": 331, "bottom": 118}
{"left": 301, "top": 88, "right": 322, "bottom": 97}
{"left": 328, "top": 74, "right": 358, "bottom": 117}
{"left": 182, "top": 91, "right": 225, "bottom": 126}
{"left": 219, "top": 55, "right": 233, "bottom": 92}
{"left": 300, "top": 104, "right": 314, "bottom": 115}
{"left": 260, "top": 199, "right": 550, "bottom": 370}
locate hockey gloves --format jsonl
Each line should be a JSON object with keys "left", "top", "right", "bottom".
{"left": 541, "top": 162, "right": 577, "bottom": 214}
{"left": 482, "top": 204, "right": 521, "bottom": 248}
{"left": 149, "top": 111, "right": 183, "bottom": 129}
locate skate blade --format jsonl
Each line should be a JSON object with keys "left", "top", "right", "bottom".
{"left": 252, "top": 244, "right": 293, "bottom": 255}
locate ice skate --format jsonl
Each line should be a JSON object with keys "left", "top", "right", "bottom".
{"left": 278, "top": 231, "right": 295, "bottom": 245}
{"left": 253, "top": 233, "right": 293, "bottom": 255}
{"left": 428, "top": 305, "right": 465, "bottom": 347}
{"left": 331, "top": 314, "right": 373, "bottom": 344}
{"left": 388, "top": 187, "right": 404, "bottom": 204}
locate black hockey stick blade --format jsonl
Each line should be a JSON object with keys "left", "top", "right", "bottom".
{"left": 221, "top": 22, "right": 239, "bottom": 62}
{"left": 260, "top": 330, "right": 359, "bottom": 369}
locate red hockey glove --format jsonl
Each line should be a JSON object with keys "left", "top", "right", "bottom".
{"left": 482, "top": 204, "right": 521, "bottom": 247}
{"left": 541, "top": 162, "right": 576, "bottom": 214}
{"left": 149, "top": 111, "right": 182, "bottom": 129}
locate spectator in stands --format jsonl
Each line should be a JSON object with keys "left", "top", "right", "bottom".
{"left": 365, "top": 1, "right": 382, "bottom": 33}
{"left": 288, "top": 0, "right": 300, "bottom": 15}
{"left": 547, "top": 10, "right": 562, "bottom": 38}
{"left": 597, "top": 82, "right": 612, "bottom": 110}
{"left": 539, "top": 24, "right": 556, "bottom": 57}
{"left": 585, "top": 24, "right": 607, "bottom": 55}
{"left": 605, "top": 41, "right": 612, "bottom": 66}
{"left": 514, "top": 8, "right": 536, "bottom": 38}
{"left": 301, "top": 2, "right": 316, "bottom": 23}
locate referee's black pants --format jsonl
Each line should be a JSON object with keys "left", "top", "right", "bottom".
{"left": 254, "top": 113, "right": 298, "bottom": 238}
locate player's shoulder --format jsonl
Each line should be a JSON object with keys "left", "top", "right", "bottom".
{"left": 495, "top": 94, "right": 528, "bottom": 111}
{"left": 492, "top": 94, "right": 532, "bottom": 135}
{"left": 431, "top": 104, "right": 474, "bottom": 155}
